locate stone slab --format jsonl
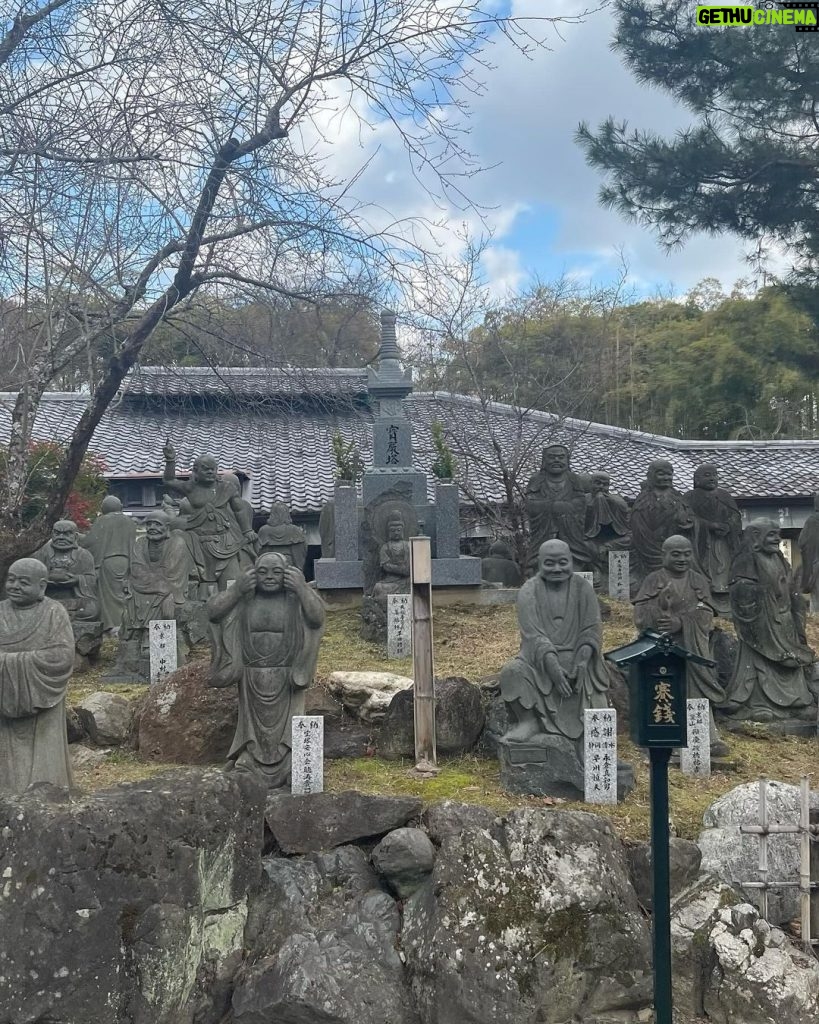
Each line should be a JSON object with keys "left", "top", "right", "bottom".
{"left": 584, "top": 708, "right": 618, "bottom": 804}
{"left": 387, "top": 594, "right": 412, "bottom": 658}
{"left": 149, "top": 619, "right": 177, "bottom": 684}
{"left": 680, "top": 698, "right": 711, "bottom": 777}
{"left": 476, "top": 587, "right": 520, "bottom": 605}
{"left": 608, "top": 551, "right": 630, "bottom": 601}
{"left": 372, "top": 415, "right": 413, "bottom": 469}
{"left": 314, "top": 558, "right": 364, "bottom": 590}
{"left": 434, "top": 482, "right": 461, "bottom": 558}
{"left": 291, "top": 716, "right": 324, "bottom": 794}
{"left": 430, "top": 556, "right": 482, "bottom": 586}
{"left": 332, "top": 484, "right": 359, "bottom": 560}
{"left": 362, "top": 469, "right": 427, "bottom": 506}
{"left": 498, "top": 736, "right": 634, "bottom": 801}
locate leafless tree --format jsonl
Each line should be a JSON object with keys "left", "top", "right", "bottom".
{"left": 0, "top": 0, "right": 584, "bottom": 574}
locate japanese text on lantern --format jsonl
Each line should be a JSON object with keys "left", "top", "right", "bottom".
{"left": 652, "top": 675, "right": 676, "bottom": 725}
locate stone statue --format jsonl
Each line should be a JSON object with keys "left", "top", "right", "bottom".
{"left": 633, "top": 535, "right": 728, "bottom": 756}
{"left": 525, "top": 445, "right": 591, "bottom": 575}
{"left": 584, "top": 472, "right": 631, "bottom": 582}
{"left": 481, "top": 539, "right": 523, "bottom": 587}
{"left": 107, "top": 512, "right": 196, "bottom": 681}
{"left": 0, "top": 559, "right": 74, "bottom": 794}
{"left": 208, "top": 552, "right": 326, "bottom": 786}
{"left": 499, "top": 540, "right": 610, "bottom": 744}
{"left": 683, "top": 463, "right": 742, "bottom": 615}
{"left": 798, "top": 492, "right": 819, "bottom": 612}
{"left": 80, "top": 496, "right": 137, "bottom": 630}
{"left": 630, "top": 460, "right": 694, "bottom": 583}
{"left": 36, "top": 520, "right": 99, "bottom": 621}
{"left": 371, "top": 512, "right": 411, "bottom": 600}
{"left": 722, "top": 519, "right": 816, "bottom": 724}
{"left": 258, "top": 502, "right": 307, "bottom": 571}
{"left": 162, "top": 443, "right": 257, "bottom": 589}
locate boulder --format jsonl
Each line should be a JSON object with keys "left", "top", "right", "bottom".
{"left": 137, "top": 659, "right": 238, "bottom": 764}
{"left": 235, "top": 849, "right": 415, "bottom": 1024}
{"left": 378, "top": 676, "right": 485, "bottom": 760}
{"left": 0, "top": 769, "right": 264, "bottom": 1024}
{"left": 626, "top": 837, "right": 702, "bottom": 911}
{"left": 66, "top": 704, "right": 87, "bottom": 743}
{"left": 476, "top": 692, "right": 509, "bottom": 758}
{"left": 371, "top": 828, "right": 436, "bottom": 899}
{"left": 401, "top": 808, "right": 652, "bottom": 1024}
{"left": 421, "top": 800, "right": 500, "bottom": 845}
{"left": 326, "top": 670, "right": 414, "bottom": 724}
{"left": 698, "top": 780, "right": 819, "bottom": 925}
{"left": 76, "top": 691, "right": 134, "bottom": 746}
{"left": 266, "top": 791, "right": 423, "bottom": 854}
{"left": 671, "top": 876, "right": 819, "bottom": 1023}
{"left": 71, "top": 744, "right": 112, "bottom": 770}
{"left": 305, "top": 682, "right": 375, "bottom": 759}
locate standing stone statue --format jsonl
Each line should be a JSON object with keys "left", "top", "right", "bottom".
{"left": 208, "top": 552, "right": 326, "bottom": 787}
{"left": 258, "top": 502, "right": 307, "bottom": 571}
{"left": 525, "top": 444, "right": 591, "bottom": 575}
{"left": 371, "top": 512, "right": 411, "bottom": 600}
{"left": 499, "top": 540, "right": 610, "bottom": 744}
{"left": 683, "top": 464, "right": 742, "bottom": 616}
{"left": 0, "top": 559, "right": 74, "bottom": 794}
{"left": 722, "top": 519, "right": 816, "bottom": 724}
{"left": 798, "top": 492, "right": 819, "bottom": 612}
{"left": 107, "top": 512, "right": 196, "bottom": 681}
{"left": 630, "top": 460, "right": 694, "bottom": 584}
{"left": 481, "top": 539, "right": 523, "bottom": 587}
{"left": 80, "top": 496, "right": 137, "bottom": 630}
{"left": 318, "top": 499, "right": 335, "bottom": 558}
{"left": 584, "top": 471, "right": 631, "bottom": 584}
{"left": 162, "top": 443, "right": 257, "bottom": 590}
{"left": 36, "top": 520, "right": 99, "bottom": 621}
{"left": 633, "top": 535, "right": 728, "bottom": 756}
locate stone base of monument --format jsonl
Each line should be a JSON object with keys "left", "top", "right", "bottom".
{"left": 71, "top": 620, "right": 104, "bottom": 673}
{"left": 497, "top": 736, "right": 635, "bottom": 802}
{"left": 718, "top": 714, "right": 818, "bottom": 739}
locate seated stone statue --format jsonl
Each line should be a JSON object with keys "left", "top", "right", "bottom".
{"left": 722, "top": 519, "right": 816, "bottom": 724}
{"left": 36, "top": 519, "right": 99, "bottom": 621}
{"left": 0, "top": 559, "right": 74, "bottom": 794}
{"left": 481, "top": 539, "right": 523, "bottom": 587}
{"left": 633, "top": 535, "right": 728, "bottom": 757}
{"left": 107, "top": 512, "right": 196, "bottom": 681}
{"left": 258, "top": 502, "right": 307, "bottom": 571}
{"left": 208, "top": 552, "right": 326, "bottom": 787}
{"left": 372, "top": 512, "right": 411, "bottom": 600}
{"left": 80, "top": 496, "right": 137, "bottom": 630}
{"left": 499, "top": 540, "right": 610, "bottom": 745}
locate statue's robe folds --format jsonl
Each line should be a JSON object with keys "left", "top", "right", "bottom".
{"left": 500, "top": 575, "right": 609, "bottom": 741}
{"left": 0, "top": 597, "right": 74, "bottom": 793}
{"left": 81, "top": 512, "right": 137, "bottom": 628}
{"left": 208, "top": 587, "right": 325, "bottom": 786}
{"left": 585, "top": 492, "right": 631, "bottom": 574}
{"left": 723, "top": 549, "right": 816, "bottom": 720}
{"left": 35, "top": 542, "right": 99, "bottom": 621}
{"left": 525, "top": 472, "right": 590, "bottom": 575}
{"left": 798, "top": 512, "right": 819, "bottom": 601}
{"left": 683, "top": 487, "right": 742, "bottom": 601}
{"left": 258, "top": 523, "right": 307, "bottom": 572}
{"left": 178, "top": 476, "right": 253, "bottom": 586}
{"left": 123, "top": 534, "right": 193, "bottom": 631}
{"left": 630, "top": 488, "right": 694, "bottom": 582}
{"left": 372, "top": 541, "right": 411, "bottom": 600}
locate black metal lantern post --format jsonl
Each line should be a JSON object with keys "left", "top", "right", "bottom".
{"left": 605, "top": 631, "right": 715, "bottom": 1024}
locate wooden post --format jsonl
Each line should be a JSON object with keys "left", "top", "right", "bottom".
{"left": 410, "top": 536, "right": 437, "bottom": 774}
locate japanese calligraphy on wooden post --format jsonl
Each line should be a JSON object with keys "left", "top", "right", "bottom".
{"left": 608, "top": 551, "right": 630, "bottom": 601}
{"left": 387, "top": 593, "right": 412, "bottom": 658}
{"left": 680, "top": 698, "right": 711, "bottom": 777}
{"left": 584, "top": 708, "right": 618, "bottom": 804}
{"left": 291, "top": 715, "right": 324, "bottom": 794}
{"left": 149, "top": 619, "right": 177, "bottom": 684}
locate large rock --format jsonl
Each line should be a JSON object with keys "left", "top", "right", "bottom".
{"left": 266, "top": 791, "right": 423, "bottom": 854}
{"left": 138, "top": 660, "right": 238, "bottom": 764}
{"left": 235, "top": 848, "right": 416, "bottom": 1024}
{"left": 371, "top": 828, "right": 436, "bottom": 899}
{"left": 76, "top": 691, "right": 134, "bottom": 746}
{"left": 421, "top": 800, "right": 500, "bottom": 845}
{"left": 326, "top": 670, "right": 414, "bottom": 724}
{"left": 378, "top": 676, "right": 486, "bottom": 760}
{"left": 672, "top": 876, "right": 819, "bottom": 1023}
{"left": 698, "top": 780, "right": 819, "bottom": 924}
{"left": 627, "top": 837, "right": 702, "bottom": 911}
{"left": 306, "top": 683, "right": 375, "bottom": 759}
{"left": 402, "top": 808, "right": 652, "bottom": 1023}
{"left": 0, "top": 769, "right": 264, "bottom": 1024}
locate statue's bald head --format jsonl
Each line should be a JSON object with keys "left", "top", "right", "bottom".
{"left": 5, "top": 558, "right": 49, "bottom": 607}
{"left": 537, "top": 539, "right": 573, "bottom": 584}
{"left": 101, "top": 495, "right": 122, "bottom": 514}
{"left": 662, "top": 535, "right": 693, "bottom": 576}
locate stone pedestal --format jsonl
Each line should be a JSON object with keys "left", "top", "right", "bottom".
{"left": 498, "top": 735, "right": 634, "bottom": 801}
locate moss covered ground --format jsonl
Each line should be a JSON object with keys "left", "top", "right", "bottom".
{"left": 68, "top": 599, "right": 819, "bottom": 844}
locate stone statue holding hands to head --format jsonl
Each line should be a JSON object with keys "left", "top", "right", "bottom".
{"left": 208, "top": 552, "right": 326, "bottom": 787}
{"left": 0, "top": 559, "right": 74, "bottom": 794}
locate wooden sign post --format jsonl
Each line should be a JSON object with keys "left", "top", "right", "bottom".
{"left": 410, "top": 536, "right": 437, "bottom": 774}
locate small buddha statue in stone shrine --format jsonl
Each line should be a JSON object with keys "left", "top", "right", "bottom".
{"left": 372, "top": 512, "right": 411, "bottom": 600}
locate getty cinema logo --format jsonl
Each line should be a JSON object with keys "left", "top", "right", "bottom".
{"left": 696, "top": 1, "right": 819, "bottom": 28}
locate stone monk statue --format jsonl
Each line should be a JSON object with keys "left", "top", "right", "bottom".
{"left": 585, "top": 471, "right": 631, "bottom": 581}
{"left": 722, "top": 519, "right": 816, "bottom": 724}
{"left": 162, "top": 443, "right": 257, "bottom": 590}
{"left": 258, "top": 502, "right": 307, "bottom": 571}
{"left": 371, "top": 512, "right": 411, "bottom": 600}
{"left": 630, "top": 460, "right": 694, "bottom": 584}
{"left": 499, "top": 539, "right": 610, "bottom": 744}
{"left": 80, "top": 496, "right": 137, "bottom": 630}
{"left": 683, "top": 464, "right": 742, "bottom": 616}
{"left": 208, "top": 552, "right": 326, "bottom": 787}
{"left": 481, "top": 539, "right": 523, "bottom": 588}
{"left": 798, "top": 492, "right": 819, "bottom": 612}
{"left": 633, "top": 535, "right": 728, "bottom": 756}
{"left": 525, "top": 445, "right": 590, "bottom": 575}
{"left": 0, "top": 559, "right": 74, "bottom": 794}
{"left": 36, "top": 519, "right": 99, "bottom": 622}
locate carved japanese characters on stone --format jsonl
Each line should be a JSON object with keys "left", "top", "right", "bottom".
{"left": 258, "top": 502, "right": 307, "bottom": 571}
{"left": 630, "top": 460, "right": 694, "bottom": 584}
{"left": 525, "top": 445, "right": 590, "bottom": 575}
{"left": 80, "top": 496, "right": 137, "bottom": 630}
{"left": 208, "top": 552, "right": 326, "bottom": 787}
{"left": 0, "top": 559, "right": 74, "bottom": 794}
{"left": 683, "top": 463, "right": 742, "bottom": 615}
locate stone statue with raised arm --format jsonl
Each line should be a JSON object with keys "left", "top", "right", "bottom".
{"left": 0, "top": 559, "right": 74, "bottom": 794}
{"left": 162, "top": 442, "right": 257, "bottom": 590}
{"left": 208, "top": 552, "right": 326, "bottom": 787}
